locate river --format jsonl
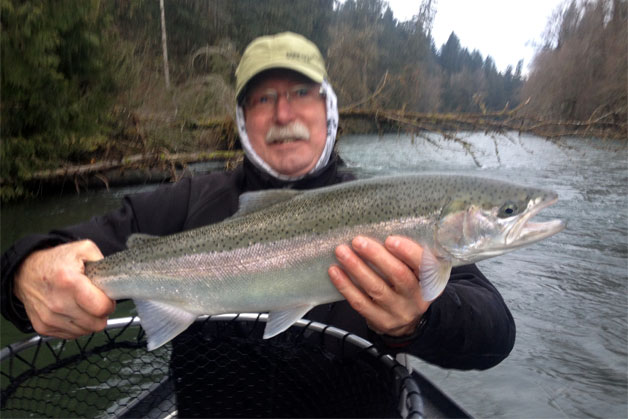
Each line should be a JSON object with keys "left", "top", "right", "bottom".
{"left": 1, "top": 132, "right": 627, "bottom": 418}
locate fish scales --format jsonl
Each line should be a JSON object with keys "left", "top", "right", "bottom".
{"left": 93, "top": 177, "right": 443, "bottom": 268}
{"left": 86, "top": 174, "right": 565, "bottom": 350}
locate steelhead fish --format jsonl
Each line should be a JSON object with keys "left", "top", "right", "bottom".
{"left": 86, "top": 174, "right": 565, "bottom": 350}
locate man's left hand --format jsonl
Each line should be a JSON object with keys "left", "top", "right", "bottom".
{"left": 328, "top": 235, "right": 430, "bottom": 337}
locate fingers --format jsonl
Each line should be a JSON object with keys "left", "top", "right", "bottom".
{"left": 337, "top": 240, "right": 395, "bottom": 301}
{"left": 328, "top": 262, "right": 388, "bottom": 323}
{"left": 384, "top": 236, "right": 424, "bottom": 278}
{"left": 345, "top": 236, "right": 422, "bottom": 297}
{"left": 32, "top": 312, "right": 95, "bottom": 340}
{"left": 73, "top": 240, "right": 115, "bottom": 320}
{"left": 329, "top": 235, "right": 430, "bottom": 336}
{"left": 76, "top": 239, "right": 105, "bottom": 263}
{"left": 61, "top": 274, "right": 114, "bottom": 334}
{"left": 74, "top": 278, "right": 116, "bottom": 318}
{"left": 14, "top": 240, "right": 114, "bottom": 339}
{"left": 25, "top": 267, "right": 111, "bottom": 338}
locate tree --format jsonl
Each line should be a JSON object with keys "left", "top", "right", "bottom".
{"left": 1, "top": 0, "right": 130, "bottom": 198}
{"left": 439, "top": 32, "right": 462, "bottom": 73}
{"left": 522, "top": 0, "right": 627, "bottom": 119}
{"left": 160, "top": 0, "right": 171, "bottom": 89}
{"left": 416, "top": 0, "right": 437, "bottom": 37}
{"left": 327, "top": 0, "right": 386, "bottom": 105}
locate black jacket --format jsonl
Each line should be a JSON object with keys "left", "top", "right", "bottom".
{"left": 1, "top": 156, "right": 515, "bottom": 370}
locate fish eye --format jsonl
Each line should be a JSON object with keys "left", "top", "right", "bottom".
{"left": 498, "top": 202, "right": 519, "bottom": 218}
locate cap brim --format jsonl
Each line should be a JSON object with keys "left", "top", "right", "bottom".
{"left": 236, "top": 62, "right": 325, "bottom": 100}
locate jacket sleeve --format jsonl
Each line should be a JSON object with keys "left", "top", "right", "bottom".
{"left": 375, "top": 264, "right": 516, "bottom": 370}
{"left": 0, "top": 179, "right": 195, "bottom": 332}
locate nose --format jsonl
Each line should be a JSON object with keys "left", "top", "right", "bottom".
{"left": 274, "top": 94, "right": 296, "bottom": 125}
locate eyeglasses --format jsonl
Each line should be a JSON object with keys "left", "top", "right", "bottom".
{"left": 245, "top": 84, "right": 324, "bottom": 112}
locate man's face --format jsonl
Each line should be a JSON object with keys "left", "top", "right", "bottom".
{"left": 243, "top": 70, "right": 327, "bottom": 177}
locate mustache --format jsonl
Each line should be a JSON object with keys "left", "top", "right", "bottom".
{"left": 265, "top": 122, "right": 310, "bottom": 144}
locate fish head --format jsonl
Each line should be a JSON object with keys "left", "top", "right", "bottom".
{"left": 435, "top": 181, "right": 566, "bottom": 264}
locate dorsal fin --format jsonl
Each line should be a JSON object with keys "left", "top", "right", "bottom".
{"left": 126, "top": 233, "right": 159, "bottom": 248}
{"left": 234, "top": 189, "right": 302, "bottom": 217}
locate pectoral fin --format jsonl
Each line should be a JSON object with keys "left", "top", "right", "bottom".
{"left": 264, "top": 304, "right": 314, "bottom": 339}
{"left": 134, "top": 300, "right": 198, "bottom": 351}
{"left": 419, "top": 248, "right": 452, "bottom": 301}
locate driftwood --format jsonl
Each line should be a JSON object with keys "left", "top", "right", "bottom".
{"left": 338, "top": 104, "right": 627, "bottom": 141}
{"left": 28, "top": 151, "right": 238, "bottom": 181}
{"left": 24, "top": 150, "right": 242, "bottom": 193}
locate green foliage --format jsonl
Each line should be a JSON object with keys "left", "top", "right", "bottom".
{"left": 1, "top": 0, "right": 131, "bottom": 199}
{"left": 112, "top": 0, "right": 334, "bottom": 77}
{"left": 2, "top": 0, "right": 120, "bottom": 138}
{"left": 437, "top": 32, "right": 524, "bottom": 112}
{"left": 220, "top": 0, "right": 334, "bottom": 53}
{"left": 328, "top": 0, "right": 441, "bottom": 111}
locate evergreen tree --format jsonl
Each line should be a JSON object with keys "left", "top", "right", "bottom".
{"left": 2, "top": 0, "right": 122, "bottom": 139}
{"left": 1, "top": 0, "right": 129, "bottom": 198}
{"left": 439, "top": 32, "right": 463, "bottom": 73}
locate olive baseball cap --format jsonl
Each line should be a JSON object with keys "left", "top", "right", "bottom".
{"left": 235, "top": 32, "right": 327, "bottom": 101}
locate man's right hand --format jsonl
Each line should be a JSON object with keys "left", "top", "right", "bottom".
{"left": 13, "top": 240, "right": 116, "bottom": 340}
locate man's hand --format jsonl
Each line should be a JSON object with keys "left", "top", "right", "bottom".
{"left": 13, "top": 240, "right": 116, "bottom": 340}
{"left": 328, "top": 235, "right": 430, "bottom": 337}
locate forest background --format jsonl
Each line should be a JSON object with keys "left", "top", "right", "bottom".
{"left": 1, "top": 0, "right": 626, "bottom": 200}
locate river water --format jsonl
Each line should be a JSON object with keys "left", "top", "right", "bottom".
{"left": 1, "top": 132, "right": 627, "bottom": 418}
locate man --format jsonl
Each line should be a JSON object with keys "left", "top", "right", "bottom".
{"left": 2, "top": 32, "right": 515, "bottom": 415}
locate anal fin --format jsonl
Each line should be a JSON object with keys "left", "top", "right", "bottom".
{"left": 264, "top": 304, "right": 314, "bottom": 339}
{"left": 134, "top": 299, "right": 198, "bottom": 351}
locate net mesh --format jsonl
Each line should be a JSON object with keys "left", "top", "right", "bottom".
{"left": 1, "top": 316, "right": 422, "bottom": 418}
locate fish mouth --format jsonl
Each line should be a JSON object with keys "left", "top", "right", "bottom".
{"left": 506, "top": 195, "right": 566, "bottom": 248}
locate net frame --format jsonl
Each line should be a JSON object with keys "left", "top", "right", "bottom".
{"left": 1, "top": 314, "right": 425, "bottom": 418}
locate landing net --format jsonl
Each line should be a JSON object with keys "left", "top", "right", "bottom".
{"left": 1, "top": 314, "right": 424, "bottom": 418}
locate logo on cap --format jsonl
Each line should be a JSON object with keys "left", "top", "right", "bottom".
{"left": 286, "top": 52, "right": 318, "bottom": 63}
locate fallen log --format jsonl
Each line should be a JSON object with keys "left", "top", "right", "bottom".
{"left": 27, "top": 150, "right": 241, "bottom": 183}
{"left": 338, "top": 107, "right": 627, "bottom": 141}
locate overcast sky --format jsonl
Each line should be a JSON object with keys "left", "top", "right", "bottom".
{"left": 386, "top": 0, "right": 566, "bottom": 74}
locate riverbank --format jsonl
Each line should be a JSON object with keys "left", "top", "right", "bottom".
{"left": 2, "top": 109, "right": 626, "bottom": 202}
